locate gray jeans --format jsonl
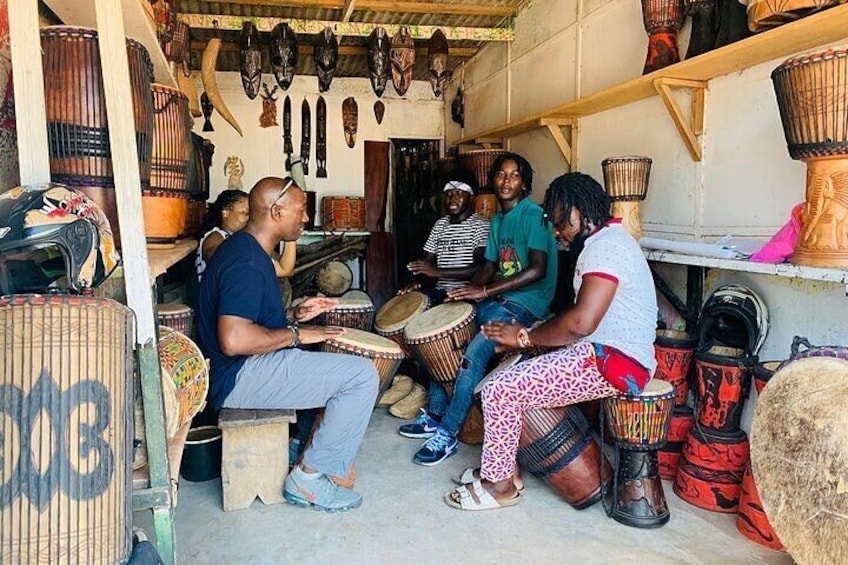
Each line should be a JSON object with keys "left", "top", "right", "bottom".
{"left": 223, "top": 348, "right": 378, "bottom": 477}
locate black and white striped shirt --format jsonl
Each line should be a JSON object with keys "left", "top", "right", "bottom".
{"left": 423, "top": 214, "right": 490, "bottom": 290}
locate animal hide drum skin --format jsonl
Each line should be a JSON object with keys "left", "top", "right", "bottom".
{"left": 367, "top": 27, "right": 391, "bottom": 97}
{"left": 314, "top": 27, "right": 339, "bottom": 93}
{"left": 239, "top": 22, "right": 262, "bottom": 100}
{"left": 343, "top": 97, "right": 358, "bottom": 149}
{"left": 428, "top": 29, "right": 450, "bottom": 97}
{"left": 316, "top": 96, "right": 327, "bottom": 178}
{"left": 269, "top": 23, "right": 298, "bottom": 91}
{"left": 390, "top": 26, "right": 415, "bottom": 97}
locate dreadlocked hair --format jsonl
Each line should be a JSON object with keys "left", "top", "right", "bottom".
{"left": 488, "top": 152, "right": 535, "bottom": 194}
{"left": 199, "top": 189, "right": 248, "bottom": 236}
{"left": 542, "top": 172, "right": 612, "bottom": 232}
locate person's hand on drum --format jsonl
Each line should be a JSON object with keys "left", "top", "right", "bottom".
{"left": 407, "top": 260, "right": 438, "bottom": 278}
{"left": 292, "top": 296, "right": 339, "bottom": 322}
{"left": 397, "top": 282, "right": 421, "bottom": 296}
{"left": 482, "top": 321, "right": 524, "bottom": 353}
{"left": 447, "top": 285, "right": 487, "bottom": 302}
{"left": 299, "top": 325, "right": 346, "bottom": 344}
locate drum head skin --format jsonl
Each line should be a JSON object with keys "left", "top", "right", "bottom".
{"left": 326, "top": 328, "right": 403, "bottom": 356}
{"left": 342, "top": 289, "right": 372, "bottom": 303}
{"left": 157, "top": 303, "right": 192, "bottom": 316}
{"left": 329, "top": 297, "right": 374, "bottom": 312}
{"left": 316, "top": 260, "right": 353, "bottom": 296}
{"left": 640, "top": 378, "right": 674, "bottom": 397}
{"left": 751, "top": 357, "right": 848, "bottom": 565}
{"left": 375, "top": 292, "right": 429, "bottom": 333}
{"left": 404, "top": 301, "right": 474, "bottom": 341}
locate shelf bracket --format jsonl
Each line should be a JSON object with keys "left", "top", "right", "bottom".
{"left": 540, "top": 117, "right": 577, "bottom": 169}
{"left": 653, "top": 78, "right": 707, "bottom": 162}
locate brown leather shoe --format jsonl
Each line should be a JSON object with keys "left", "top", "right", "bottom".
{"left": 389, "top": 383, "right": 428, "bottom": 419}
{"left": 377, "top": 375, "right": 414, "bottom": 408}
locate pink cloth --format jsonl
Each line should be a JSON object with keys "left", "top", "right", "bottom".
{"left": 750, "top": 203, "right": 805, "bottom": 263}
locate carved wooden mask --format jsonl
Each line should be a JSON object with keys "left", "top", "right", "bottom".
{"left": 269, "top": 23, "right": 298, "bottom": 90}
{"left": 390, "top": 27, "right": 415, "bottom": 96}
{"left": 428, "top": 29, "right": 450, "bottom": 97}
{"left": 373, "top": 100, "right": 385, "bottom": 125}
{"left": 239, "top": 22, "right": 262, "bottom": 100}
{"left": 367, "top": 27, "right": 391, "bottom": 97}
{"left": 314, "top": 27, "right": 339, "bottom": 93}
{"left": 343, "top": 97, "right": 358, "bottom": 149}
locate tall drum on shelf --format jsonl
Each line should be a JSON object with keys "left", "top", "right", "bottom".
{"left": 602, "top": 156, "right": 652, "bottom": 241}
{"left": 146, "top": 84, "right": 192, "bottom": 245}
{"left": 0, "top": 295, "right": 134, "bottom": 564}
{"left": 772, "top": 48, "right": 848, "bottom": 267}
{"left": 457, "top": 149, "right": 507, "bottom": 220}
{"left": 41, "top": 26, "right": 155, "bottom": 249}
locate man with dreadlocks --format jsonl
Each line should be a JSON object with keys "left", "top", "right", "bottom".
{"left": 444, "top": 172, "right": 657, "bottom": 511}
{"left": 401, "top": 152, "right": 558, "bottom": 466}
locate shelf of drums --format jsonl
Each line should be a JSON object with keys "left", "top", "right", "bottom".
{"left": 43, "top": 0, "right": 177, "bottom": 88}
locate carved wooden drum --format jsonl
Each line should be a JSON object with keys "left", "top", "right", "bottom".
{"left": 374, "top": 291, "right": 430, "bottom": 356}
{"left": 156, "top": 302, "right": 194, "bottom": 337}
{"left": 602, "top": 155, "right": 652, "bottom": 241}
{"left": 0, "top": 294, "right": 134, "bottom": 563}
{"left": 748, "top": 0, "right": 840, "bottom": 32}
{"left": 456, "top": 149, "right": 507, "bottom": 190}
{"left": 653, "top": 329, "right": 697, "bottom": 407}
{"left": 316, "top": 260, "right": 353, "bottom": 296}
{"left": 404, "top": 302, "right": 477, "bottom": 387}
{"left": 641, "top": 0, "right": 685, "bottom": 74}
{"left": 157, "top": 326, "right": 209, "bottom": 429}
{"left": 322, "top": 329, "right": 404, "bottom": 396}
{"left": 320, "top": 296, "right": 375, "bottom": 331}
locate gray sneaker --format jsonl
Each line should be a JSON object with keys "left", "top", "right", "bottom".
{"left": 283, "top": 471, "right": 363, "bottom": 512}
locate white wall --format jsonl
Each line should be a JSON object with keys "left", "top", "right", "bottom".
{"left": 193, "top": 72, "right": 444, "bottom": 227}
{"left": 448, "top": 0, "right": 848, "bottom": 361}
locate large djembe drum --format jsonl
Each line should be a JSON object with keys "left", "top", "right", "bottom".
{"left": 374, "top": 291, "right": 431, "bottom": 357}
{"left": 641, "top": 0, "right": 685, "bottom": 74}
{"left": 457, "top": 149, "right": 507, "bottom": 220}
{"left": 41, "top": 26, "right": 154, "bottom": 249}
{"left": 772, "top": 48, "right": 848, "bottom": 267}
{"left": 751, "top": 357, "right": 848, "bottom": 564}
{"left": 322, "top": 329, "right": 404, "bottom": 397}
{"left": 602, "top": 156, "right": 652, "bottom": 241}
{"left": 0, "top": 295, "right": 134, "bottom": 564}
{"left": 145, "top": 84, "right": 192, "bottom": 245}
{"left": 747, "top": 0, "right": 840, "bottom": 32}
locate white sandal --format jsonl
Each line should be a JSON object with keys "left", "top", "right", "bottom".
{"left": 452, "top": 467, "right": 525, "bottom": 494}
{"left": 444, "top": 479, "right": 521, "bottom": 511}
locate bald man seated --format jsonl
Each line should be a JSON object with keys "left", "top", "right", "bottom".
{"left": 197, "top": 176, "right": 378, "bottom": 512}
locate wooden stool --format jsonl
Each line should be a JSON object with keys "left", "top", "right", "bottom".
{"left": 218, "top": 408, "right": 296, "bottom": 512}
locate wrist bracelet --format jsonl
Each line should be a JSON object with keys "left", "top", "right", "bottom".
{"left": 483, "top": 286, "right": 489, "bottom": 299}
{"left": 517, "top": 328, "right": 532, "bottom": 349}
{"left": 289, "top": 325, "right": 300, "bottom": 348}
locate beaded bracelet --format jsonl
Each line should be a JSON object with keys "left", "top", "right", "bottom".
{"left": 289, "top": 325, "right": 300, "bottom": 348}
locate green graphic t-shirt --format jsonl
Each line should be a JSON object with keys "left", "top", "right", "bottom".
{"left": 484, "top": 197, "right": 558, "bottom": 319}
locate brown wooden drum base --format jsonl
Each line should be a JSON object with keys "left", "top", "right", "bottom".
{"left": 142, "top": 195, "right": 188, "bottom": 244}
{"left": 611, "top": 201, "right": 643, "bottom": 241}
{"left": 736, "top": 462, "right": 784, "bottom": 551}
{"left": 644, "top": 32, "right": 680, "bottom": 74}
{"left": 791, "top": 157, "right": 848, "bottom": 268}
{"left": 607, "top": 449, "right": 669, "bottom": 528}
{"left": 457, "top": 405, "right": 484, "bottom": 445}
{"left": 673, "top": 427, "right": 748, "bottom": 513}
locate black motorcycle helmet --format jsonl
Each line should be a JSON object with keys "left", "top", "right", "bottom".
{"left": 697, "top": 284, "right": 769, "bottom": 356}
{"left": 0, "top": 184, "right": 120, "bottom": 294}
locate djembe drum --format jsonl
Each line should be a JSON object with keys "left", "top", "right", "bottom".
{"left": 158, "top": 326, "right": 209, "bottom": 430}
{"left": 604, "top": 379, "right": 675, "bottom": 527}
{"left": 685, "top": 0, "right": 718, "bottom": 59}
{"left": 316, "top": 260, "right": 354, "bottom": 296}
{"left": 374, "top": 291, "right": 431, "bottom": 356}
{"left": 404, "top": 302, "right": 484, "bottom": 444}
{"left": 457, "top": 149, "right": 507, "bottom": 220}
{"left": 751, "top": 357, "right": 848, "bottom": 564}
{"left": 0, "top": 295, "right": 134, "bottom": 564}
{"left": 641, "top": 0, "right": 685, "bottom": 74}
{"left": 602, "top": 156, "right": 652, "bottom": 241}
{"left": 156, "top": 302, "right": 194, "bottom": 337}
{"left": 145, "top": 84, "right": 192, "bottom": 245}
{"left": 41, "top": 26, "right": 154, "bottom": 249}
{"left": 772, "top": 48, "right": 848, "bottom": 267}
{"left": 322, "top": 329, "right": 404, "bottom": 397}
{"left": 320, "top": 296, "right": 375, "bottom": 331}
{"left": 747, "top": 0, "right": 839, "bottom": 32}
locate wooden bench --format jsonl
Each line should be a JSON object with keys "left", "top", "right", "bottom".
{"left": 218, "top": 408, "right": 297, "bottom": 512}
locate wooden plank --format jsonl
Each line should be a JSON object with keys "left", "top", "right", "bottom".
{"left": 147, "top": 240, "right": 199, "bottom": 280}
{"left": 219, "top": 408, "right": 297, "bottom": 429}
{"left": 653, "top": 79, "right": 705, "bottom": 161}
{"left": 180, "top": 14, "right": 515, "bottom": 41}
{"left": 8, "top": 0, "right": 50, "bottom": 184}
{"left": 194, "top": 0, "right": 518, "bottom": 17}
{"left": 544, "top": 124, "right": 572, "bottom": 166}
{"left": 457, "top": 4, "right": 848, "bottom": 144}
{"left": 189, "top": 41, "right": 477, "bottom": 58}
{"left": 43, "top": 0, "right": 176, "bottom": 87}
{"left": 341, "top": 0, "right": 357, "bottom": 22}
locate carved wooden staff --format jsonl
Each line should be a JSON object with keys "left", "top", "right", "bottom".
{"left": 283, "top": 95, "right": 292, "bottom": 170}
{"left": 316, "top": 96, "right": 327, "bottom": 178}
{"left": 300, "top": 98, "right": 311, "bottom": 175}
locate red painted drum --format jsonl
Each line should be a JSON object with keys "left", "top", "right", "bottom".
{"left": 654, "top": 329, "right": 697, "bottom": 407}
{"left": 674, "top": 427, "right": 749, "bottom": 513}
{"left": 693, "top": 347, "right": 753, "bottom": 433}
{"left": 658, "top": 405, "right": 694, "bottom": 480}
{"left": 752, "top": 360, "right": 780, "bottom": 394}
{"left": 641, "top": 0, "right": 685, "bottom": 74}
{"left": 736, "top": 463, "right": 785, "bottom": 551}
{"left": 517, "top": 406, "right": 609, "bottom": 510}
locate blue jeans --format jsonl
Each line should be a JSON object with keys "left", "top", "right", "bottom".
{"left": 428, "top": 298, "right": 537, "bottom": 436}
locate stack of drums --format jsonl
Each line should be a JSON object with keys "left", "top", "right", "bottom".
{"left": 374, "top": 291, "right": 431, "bottom": 357}
{"left": 674, "top": 346, "right": 753, "bottom": 512}
{"left": 404, "top": 302, "right": 484, "bottom": 444}
{"left": 320, "top": 295, "right": 375, "bottom": 331}
{"left": 601, "top": 156, "right": 652, "bottom": 241}
{"left": 653, "top": 329, "right": 697, "bottom": 479}
{"left": 457, "top": 149, "right": 506, "bottom": 220}
{"left": 145, "top": 84, "right": 192, "bottom": 245}
{"left": 322, "top": 328, "right": 404, "bottom": 397}
{"left": 182, "top": 133, "right": 212, "bottom": 239}
{"left": 41, "top": 26, "right": 154, "bottom": 249}
{"left": 0, "top": 294, "right": 134, "bottom": 563}
{"left": 604, "top": 379, "right": 676, "bottom": 527}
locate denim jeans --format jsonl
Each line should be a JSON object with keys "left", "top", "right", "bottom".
{"left": 427, "top": 298, "right": 537, "bottom": 436}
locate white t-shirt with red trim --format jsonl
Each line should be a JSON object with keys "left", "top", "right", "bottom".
{"left": 573, "top": 221, "right": 657, "bottom": 374}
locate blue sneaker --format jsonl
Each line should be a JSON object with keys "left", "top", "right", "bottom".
{"left": 283, "top": 471, "right": 363, "bottom": 512}
{"left": 398, "top": 408, "right": 441, "bottom": 439}
{"left": 413, "top": 428, "right": 458, "bottom": 466}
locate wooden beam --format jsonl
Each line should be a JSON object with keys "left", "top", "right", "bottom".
{"left": 193, "top": 0, "right": 518, "bottom": 17}
{"left": 8, "top": 0, "right": 50, "bottom": 184}
{"left": 179, "top": 14, "right": 515, "bottom": 41}
{"left": 540, "top": 118, "right": 575, "bottom": 166}
{"left": 653, "top": 78, "right": 707, "bottom": 162}
{"left": 189, "top": 41, "right": 477, "bottom": 57}
{"left": 341, "top": 0, "right": 357, "bottom": 22}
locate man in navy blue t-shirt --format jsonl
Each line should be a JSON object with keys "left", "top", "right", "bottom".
{"left": 197, "top": 176, "right": 378, "bottom": 512}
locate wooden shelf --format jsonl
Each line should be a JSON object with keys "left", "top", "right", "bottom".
{"left": 457, "top": 4, "right": 848, "bottom": 144}
{"left": 644, "top": 250, "right": 848, "bottom": 285}
{"left": 43, "top": 0, "right": 177, "bottom": 88}
{"left": 148, "top": 240, "right": 198, "bottom": 280}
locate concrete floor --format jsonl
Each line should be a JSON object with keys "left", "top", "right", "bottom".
{"left": 139, "top": 410, "right": 793, "bottom": 565}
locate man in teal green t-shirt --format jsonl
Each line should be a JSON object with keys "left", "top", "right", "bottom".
{"left": 401, "top": 152, "right": 558, "bottom": 466}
